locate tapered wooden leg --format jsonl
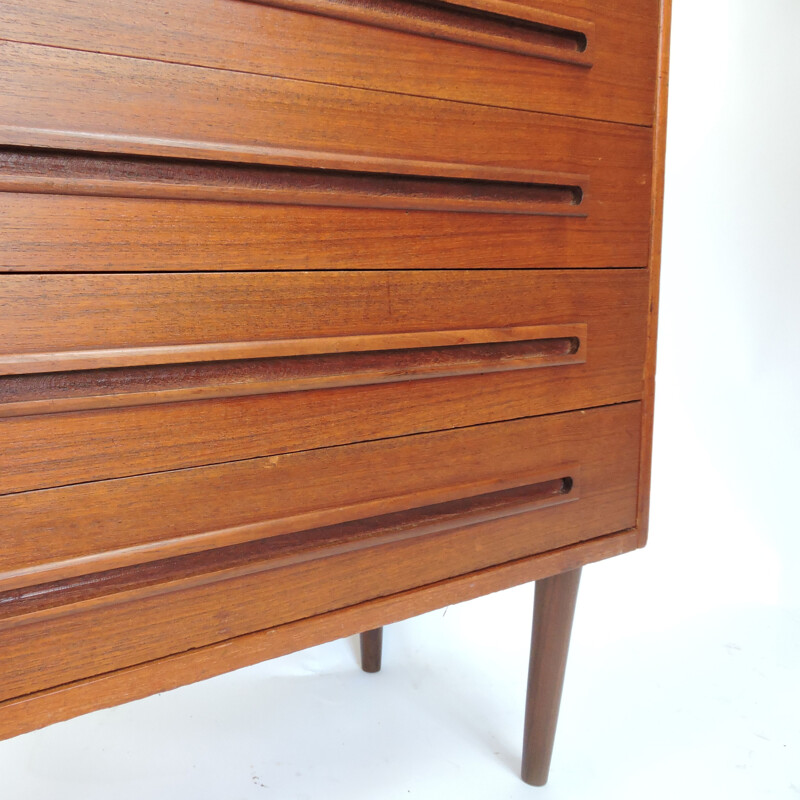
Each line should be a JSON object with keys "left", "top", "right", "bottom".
{"left": 521, "top": 567, "right": 582, "bottom": 786}
{"left": 359, "top": 627, "right": 383, "bottom": 673}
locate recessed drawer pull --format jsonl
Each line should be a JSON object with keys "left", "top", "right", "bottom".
{"left": 0, "top": 324, "right": 586, "bottom": 416}
{"left": 245, "top": 0, "right": 594, "bottom": 66}
{"left": 0, "top": 471, "right": 578, "bottom": 625}
{"left": 0, "top": 323, "right": 586, "bottom": 378}
{"left": 0, "top": 148, "right": 588, "bottom": 217}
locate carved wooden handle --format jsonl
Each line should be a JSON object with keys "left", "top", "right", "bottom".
{"left": 0, "top": 324, "right": 587, "bottom": 415}
{"left": 0, "top": 468, "right": 579, "bottom": 615}
{"left": 245, "top": 0, "right": 595, "bottom": 66}
{"left": 0, "top": 148, "right": 589, "bottom": 217}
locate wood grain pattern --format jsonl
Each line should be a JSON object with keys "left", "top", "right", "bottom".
{"left": 0, "top": 323, "right": 585, "bottom": 377}
{"left": 248, "top": 0, "right": 595, "bottom": 65}
{"left": 0, "top": 409, "right": 585, "bottom": 589}
{"left": 0, "top": 40, "right": 652, "bottom": 175}
{"left": 0, "top": 402, "right": 641, "bottom": 702}
{"left": 0, "top": 44, "right": 653, "bottom": 275}
{"left": 637, "top": 0, "right": 672, "bottom": 548}
{"left": 0, "top": 148, "right": 589, "bottom": 217}
{"left": 0, "top": 272, "right": 620, "bottom": 365}
{"left": 0, "top": 188, "right": 648, "bottom": 272}
{"left": 0, "top": 530, "right": 639, "bottom": 742}
{"left": 0, "top": 328, "right": 584, "bottom": 416}
{"left": 0, "top": 0, "right": 658, "bottom": 125}
{"left": 0, "top": 270, "right": 648, "bottom": 495}
{"left": 521, "top": 567, "right": 582, "bottom": 785}
{"left": 0, "top": 478, "right": 577, "bottom": 609}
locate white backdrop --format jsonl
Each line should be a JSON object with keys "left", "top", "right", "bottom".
{"left": 2, "top": 1, "right": 798, "bottom": 797}
{"left": 657, "top": 0, "right": 800, "bottom": 617}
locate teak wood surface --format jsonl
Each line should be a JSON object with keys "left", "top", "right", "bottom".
{"left": 0, "top": 270, "right": 648, "bottom": 495}
{"left": 522, "top": 567, "right": 582, "bottom": 785}
{"left": 0, "top": 0, "right": 658, "bottom": 125}
{"left": 0, "top": 0, "right": 671, "bottom": 788}
{"left": 0, "top": 402, "right": 635, "bottom": 590}
{"left": 0, "top": 403, "right": 640, "bottom": 702}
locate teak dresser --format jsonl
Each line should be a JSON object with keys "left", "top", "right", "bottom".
{"left": 0, "top": 0, "right": 670, "bottom": 786}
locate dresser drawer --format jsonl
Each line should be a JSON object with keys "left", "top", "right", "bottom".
{"left": 0, "top": 402, "right": 641, "bottom": 702}
{"left": 0, "top": 269, "right": 648, "bottom": 493}
{"left": 0, "top": 44, "right": 652, "bottom": 273}
{"left": 0, "top": 40, "right": 653, "bottom": 173}
{"left": 0, "top": 171, "right": 649, "bottom": 272}
{"left": 0, "top": 0, "right": 658, "bottom": 125}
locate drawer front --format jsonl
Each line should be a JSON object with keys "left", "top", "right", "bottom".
{"left": 0, "top": 0, "right": 658, "bottom": 125}
{"left": 0, "top": 178, "right": 648, "bottom": 273}
{"left": 0, "top": 50, "right": 652, "bottom": 273}
{"left": 0, "top": 269, "right": 648, "bottom": 494}
{"left": 0, "top": 402, "right": 641, "bottom": 702}
{"left": 0, "top": 41, "right": 652, "bottom": 171}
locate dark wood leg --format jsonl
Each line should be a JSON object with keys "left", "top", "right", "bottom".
{"left": 521, "top": 567, "right": 582, "bottom": 786}
{"left": 359, "top": 627, "right": 383, "bottom": 673}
